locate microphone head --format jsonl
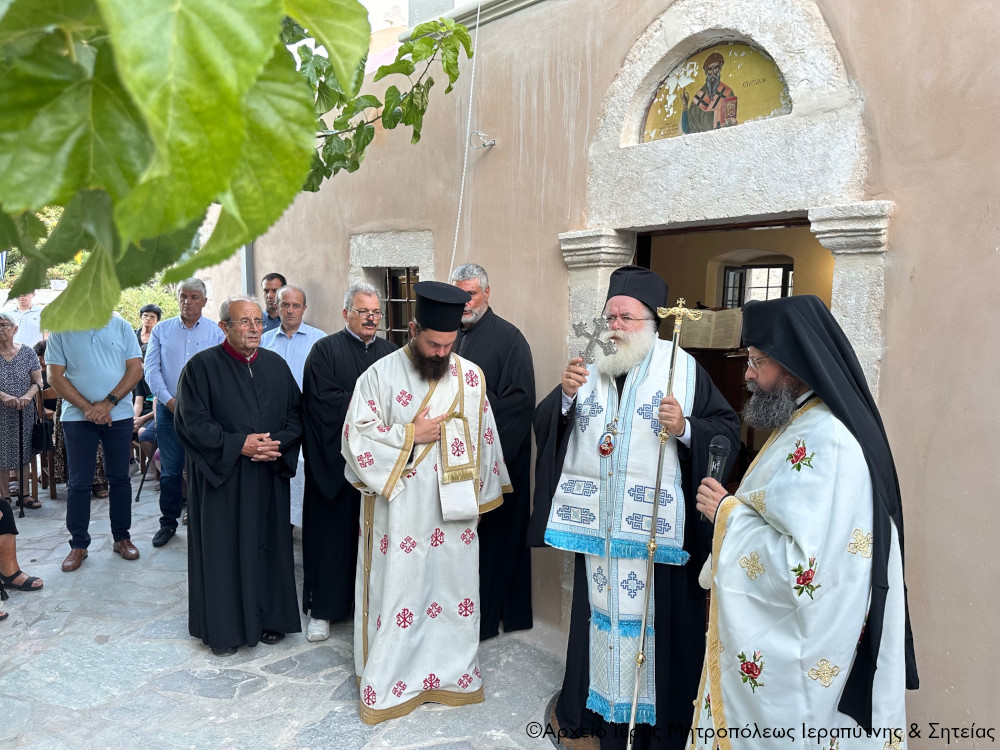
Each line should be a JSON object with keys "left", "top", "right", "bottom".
{"left": 708, "top": 435, "right": 731, "bottom": 457}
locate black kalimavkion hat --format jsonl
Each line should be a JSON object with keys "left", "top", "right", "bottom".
{"left": 605, "top": 265, "right": 669, "bottom": 317}
{"left": 413, "top": 281, "right": 470, "bottom": 332}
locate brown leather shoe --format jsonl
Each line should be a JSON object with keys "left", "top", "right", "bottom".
{"left": 62, "top": 548, "right": 88, "bottom": 572}
{"left": 113, "top": 539, "right": 140, "bottom": 560}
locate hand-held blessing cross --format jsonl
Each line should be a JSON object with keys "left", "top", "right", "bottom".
{"left": 572, "top": 317, "right": 617, "bottom": 364}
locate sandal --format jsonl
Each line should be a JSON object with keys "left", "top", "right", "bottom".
{"left": 18, "top": 496, "right": 41, "bottom": 509}
{"left": 0, "top": 569, "right": 43, "bottom": 591}
{"left": 0, "top": 611, "right": 8, "bottom": 621}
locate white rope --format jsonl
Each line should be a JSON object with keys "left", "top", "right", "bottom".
{"left": 447, "top": 0, "right": 484, "bottom": 278}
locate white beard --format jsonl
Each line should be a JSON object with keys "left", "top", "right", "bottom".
{"left": 595, "top": 325, "right": 656, "bottom": 377}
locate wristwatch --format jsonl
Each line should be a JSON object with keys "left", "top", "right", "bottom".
{"left": 106, "top": 393, "right": 120, "bottom": 406}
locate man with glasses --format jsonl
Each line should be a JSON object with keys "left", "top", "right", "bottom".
{"left": 450, "top": 263, "right": 536, "bottom": 641}
{"left": 144, "top": 278, "right": 224, "bottom": 548}
{"left": 174, "top": 296, "right": 303, "bottom": 656}
{"left": 299, "top": 281, "right": 396, "bottom": 642}
{"left": 530, "top": 265, "right": 739, "bottom": 749}
{"left": 689, "top": 295, "right": 917, "bottom": 744}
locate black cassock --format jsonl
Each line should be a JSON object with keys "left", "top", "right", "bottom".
{"left": 455, "top": 307, "right": 536, "bottom": 640}
{"left": 301, "top": 330, "right": 397, "bottom": 622}
{"left": 175, "top": 345, "right": 303, "bottom": 650}
{"left": 528, "top": 364, "right": 739, "bottom": 750}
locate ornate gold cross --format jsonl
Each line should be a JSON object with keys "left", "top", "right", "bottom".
{"left": 656, "top": 297, "right": 703, "bottom": 332}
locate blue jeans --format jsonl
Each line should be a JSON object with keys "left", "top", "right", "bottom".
{"left": 156, "top": 402, "right": 185, "bottom": 530}
{"left": 63, "top": 418, "right": 133, "bottom": 548}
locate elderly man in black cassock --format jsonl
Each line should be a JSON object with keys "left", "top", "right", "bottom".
{"left": 175, "top": 296, "right": 302, "bottom": 657}
{"left": 450, "top": 263, "right": 536, "bottom": 640}
{"left": 529, "top": 266, "right": 739, "bottom": 750}
{"left": 299, "top": 281, "right": 397, "bottom": 643}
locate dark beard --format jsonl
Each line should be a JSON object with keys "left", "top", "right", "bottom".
{"left": 409, "top": 342, "right": 451, "bottom": 382}
{"left": 706, "top": 73, "right": 721, "bottom": 92}
{"left": 742, "top": 380, "right": 799, "bottom": 430}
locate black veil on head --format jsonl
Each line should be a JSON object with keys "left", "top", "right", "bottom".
{"left": 742, "top": 295, "right": 918, "bottom": 727}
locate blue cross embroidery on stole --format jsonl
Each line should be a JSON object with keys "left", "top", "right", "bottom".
{"left": 557, "top": 505, "right": 597, "bottom": 525}
{"left": 635, "top": 390, "right": 665, "bottom": 436}
{"left": 625, "top": 512, "right": 671, "bottom": 535}
{"left": 593, "top": 566, "right": 608, "bottom": 593}
{"left": 576, "top": 391, "right": 604, "bottom": 433}
{"left": 627, "top": 484, "right": 674, "bottom": 506}
{"left": 561, "top": 479, "right": 599, "bottom": 497}
{"left": 621, "top": 571, "right": 644, "bottom": 599}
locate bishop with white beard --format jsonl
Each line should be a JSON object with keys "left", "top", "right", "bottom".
{"left": 529, "top": 266, "right": 740, "bottom": 750}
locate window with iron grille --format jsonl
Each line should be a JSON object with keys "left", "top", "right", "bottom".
{"left": 722, "top": 264, "right": 793, "bottom": 308}
{"left": 383, "top": 267, "right": 419, "bottom": 347}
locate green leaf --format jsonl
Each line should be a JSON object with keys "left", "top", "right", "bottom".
{"left": 354, "top": 94, "right": 381, "bottom": 111}
{"left": 115, "top": 217, "right": 201, "bottom": 287}
{"left": 302, "top": 152, "right": 331, "bottom": 192}
{"left": 39, "top": 242, "right": 121, "bottom": 331}
{"left": 29, "top": 190, "right": 113, "bottom": 265}
{"left": 354, "top": 121, "right": 374, "bottom": 152}
{"left": 285, "top": 0, "right": 369, "bottom": 97}
{"left": 441, "top": 36, "right": 459, "bottom": 92}
{"left": 297, "top": 44, "right": 330, "bottom": 87}
{"left": 163, "top": 45, "right": 315, "bottom": 282}
{"left": 280, "top": 16, "right": 307, "bottom": 45}
{"left": 373, "top": 57, "right": 415, "bottom": 82}
{"left": 452, "top": 26, "right": 473, "bottom": 58}
{"left": 381, "top": 85, "right": 402, "bottom": 129}
{"left": 0, "top": 0, "right": 101, "bottom": 46}
{"left": 315, "top": 79, "right": 339, "bottom": 115}
{"left": 99, "top": 0, "right": 285, "bottom": 243}
{"left": 410, "top": 35, "right": 437, "bottom": 62}
{"left": 411, "top": 20, "right": 444, "bottom": 39}
{"left": 0, "top": 38, "right": 154, "bottom": 212}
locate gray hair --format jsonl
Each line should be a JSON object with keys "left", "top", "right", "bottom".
{"left": 277, "top": 285, "right": 307, "bottom": 306}
{"left": 177, "top": 277, "right": 208, "bottom": 299}
{"left": 0, "top": 311, "right": 16, "bottom": 326}
{"left": 449, "top": 263, "right": 488, "bottom": 289}
{"left": 343, "top": 281, "right": 381, "bottom": 310}
{"left": 219, "top": 295, "right": 265, "bottom": 322}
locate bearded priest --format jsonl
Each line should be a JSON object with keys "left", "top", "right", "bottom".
{"left": 343, "top": 280, "right": 512, "bottom": 725}
{"left": 529, "top": 265, "right": 740, "bottom": 750}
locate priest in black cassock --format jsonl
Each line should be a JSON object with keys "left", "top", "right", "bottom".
{"left": 528, "top": 266, "right": 740, "bottom": 749}
{"left": 175, "top": 296, "right": 303, "bottom": 657}
{"left": 450, "top": 263, "right": 535, "bottom": 640}
{"left": 300, "top": 282, "right": 397, "bottom": 643}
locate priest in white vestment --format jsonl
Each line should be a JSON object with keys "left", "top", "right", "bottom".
{"left": 343, "top": 281, "right": 511, "bottom": 725}
{"left": 691, "top": 296, "right": 918, "bottom": 750}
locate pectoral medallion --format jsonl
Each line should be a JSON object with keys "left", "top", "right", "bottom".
{"left": 598, "top": 420, "right": 618, "bottom": 456}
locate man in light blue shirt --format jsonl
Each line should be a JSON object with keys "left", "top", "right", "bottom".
{"left": 261, "top": 286, "right": 326, "bottom": 388}
{"left": 5, "top": 291, "right": 43, "bottom": 346}
{"left": 47, "top": 314, "right": 144, "bottom": 572}
{"left": 145, "top": 278, "right": 225, "bottom": 547}
{"left": 261, "top": 285, "right": 325, "bottom": 529}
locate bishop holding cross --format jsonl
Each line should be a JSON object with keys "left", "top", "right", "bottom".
{"left": 529, "top": 265, "right": 740, "bottom": 749}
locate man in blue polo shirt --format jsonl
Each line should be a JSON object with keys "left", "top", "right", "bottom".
{"left": 145, "top": 278, "right": 225, "bottom": 547}
{"left": 261, "top": 285, "right": 325, "bottom": 528}
{"left": 47, "top": 313, "right": 144, "bottom": 572}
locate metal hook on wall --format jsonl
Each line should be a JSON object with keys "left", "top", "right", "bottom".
{"left": 470, "top": 131, "right": 496, "bottom": 149}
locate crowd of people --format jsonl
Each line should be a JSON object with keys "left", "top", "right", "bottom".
{"left": 0, "top": 266, "right": 917, "bottom": 746}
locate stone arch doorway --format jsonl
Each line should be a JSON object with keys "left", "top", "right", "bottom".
{"left": 561, "top": 0, "right": 891, "bottom": 397}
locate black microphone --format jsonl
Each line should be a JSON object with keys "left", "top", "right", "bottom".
{"left": 701, "top": 436, "right": 732, "bottom": 521}
{"left": 707, "top": 435, "right": 731, "bottom": 483}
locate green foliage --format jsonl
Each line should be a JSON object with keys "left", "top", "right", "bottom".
{"left": 116, "top": 279, "right": 180, "bottom": 327}
{"left": 0, "top": 1, "right": 472, "bottom": 332}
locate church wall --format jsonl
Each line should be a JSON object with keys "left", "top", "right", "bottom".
{"left": 195, "top": 0, "right": 998, "bottom": 733}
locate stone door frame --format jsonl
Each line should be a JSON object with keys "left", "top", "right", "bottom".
{"left": 564, "top": 0, "right": 891, "bottom": 397}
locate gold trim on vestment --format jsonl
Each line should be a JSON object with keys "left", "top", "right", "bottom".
{"left": 361, "top": 494, "right": 376, "bottom": 666}
{"left": 381, "top": 422, "right": 415, "bottom": 499}
{"left": 358, "top": 686, "right": 485, "bottom": 725}
{"left": 440, "top": 358, "right": 479, "bottom": 484}
{"left": 479, "top": 494, "right": 504, "bottom": 514}
{"left": 698, "top": 396, "right": 824, "bottom": 749}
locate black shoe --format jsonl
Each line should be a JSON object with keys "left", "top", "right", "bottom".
{"left": 212, "top": 646, "right": 238, "bottom": 657}
{"left": 152, "top": 527, "right": 176, "bottom": 548}
{"left": 260, "top": 631, "right": 285, "bottom": 645}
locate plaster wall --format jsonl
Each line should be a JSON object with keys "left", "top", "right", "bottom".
{"left": 649, "top": 226, "right": 833, "bottom": 308}
{"left": 200, "top": 0, "right": 998, "bottom": 733}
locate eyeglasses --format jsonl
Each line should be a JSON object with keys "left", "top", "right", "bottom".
{"left": 604, "top": 315, "right": 652, "bottom": 326}
{"left": 349, "top": 307, "right": 383, "bottom": 320}
{"left": 229, "top": 317, "right": 264, "bottom": 329}
{"left": 747, "top": 355, "right": 771, "bottom": 371}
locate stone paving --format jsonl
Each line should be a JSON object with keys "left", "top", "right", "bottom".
{"left": 0, "top": 476, "right": 566, "bottom": 749}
